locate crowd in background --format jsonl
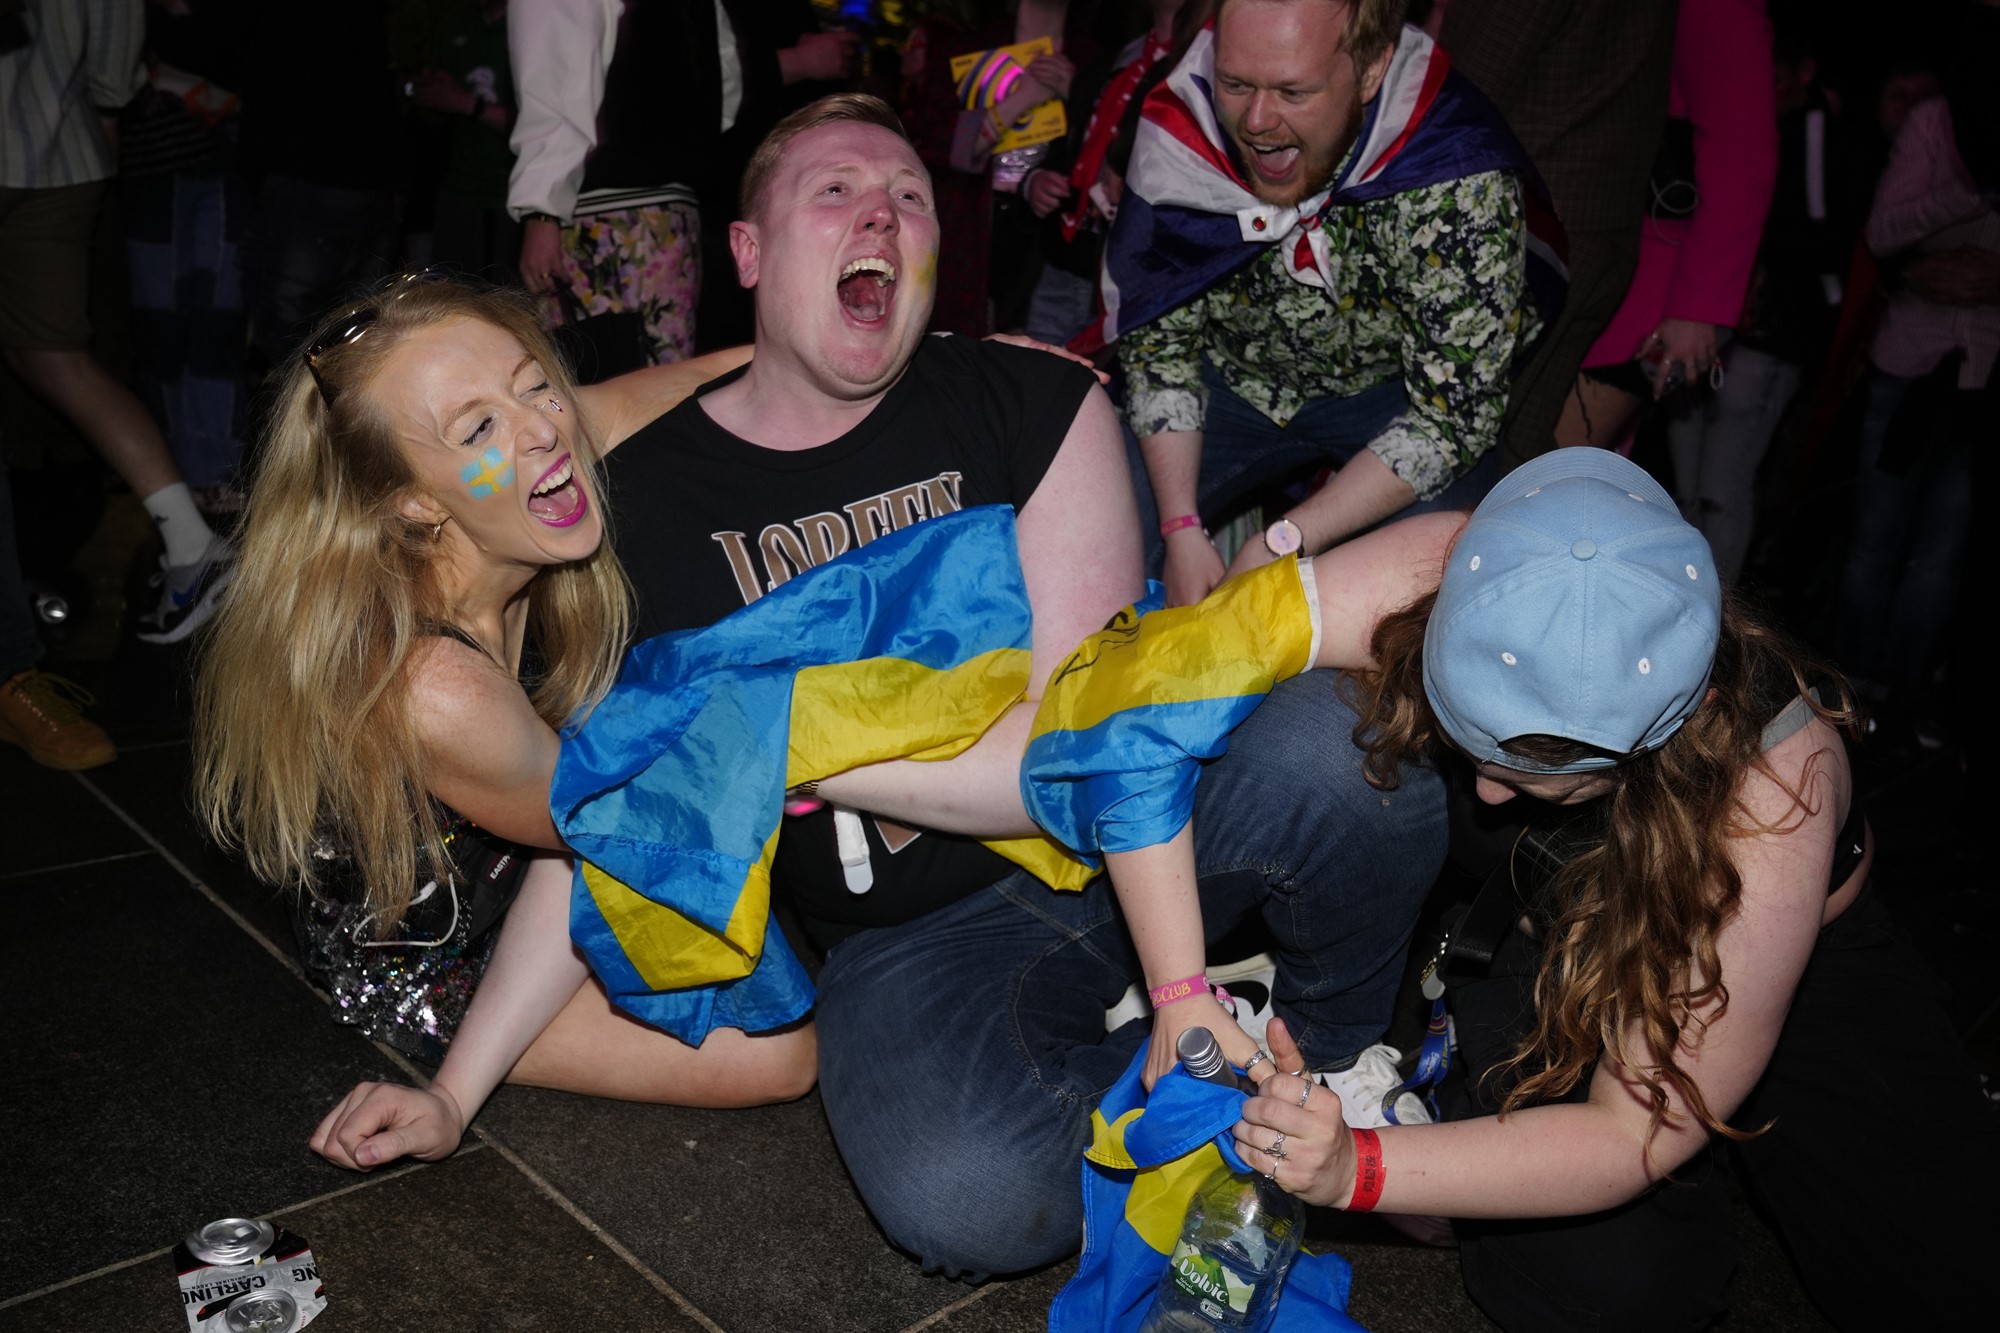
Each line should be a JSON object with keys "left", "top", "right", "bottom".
{"left": 1, "top": 0, "right": 1990, "bottom": 812}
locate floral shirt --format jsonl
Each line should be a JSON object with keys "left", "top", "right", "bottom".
{"left": 1119, "top": 169, "right": 1539, "bottom": 501}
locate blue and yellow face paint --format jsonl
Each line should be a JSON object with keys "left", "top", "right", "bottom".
{"left": 460, "top": 446, "right": 514, "bottom": 499}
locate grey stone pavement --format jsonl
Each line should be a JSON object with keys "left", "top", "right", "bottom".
{"left": 2, "top": 565, "right": 1984, "bottom": 1333}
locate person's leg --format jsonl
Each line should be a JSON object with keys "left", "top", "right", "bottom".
{"left": 1197, "top": 370, "right": 1405, "bottom": 523}
{"left": 1188, "top": 674, "right": 1449, "bottom": 1070}
{"left": 814, "top": 872, "right": 1146, "bottom": 1279}
{"left": 1552, "top": 371, "right": 1644, "bottom": 450}
{"left": 1675, "top": 347, "right": 1799, "bottom": 582}
{"left": 1495, "top": 225, "right": 1646, "bottom": 466}
{"left": 1836, "top": 373, "right": 1918, "bottom": 693}
{"left": 565, "top": 202, "right": 703, "bottom": 366}
{"left": 242, "top": 175, "right": 398, "bottom": 367}
{"left": 508, "top": 978, "right": 817, "bottom": 1107}
{"left": 1876, "top": 410, "right": 1973, "bottom": 695}
{"left": 1725, "top": 886, "right": 1998, "bottom": 1330}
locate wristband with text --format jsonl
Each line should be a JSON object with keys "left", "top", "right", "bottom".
{"left": 1158, "top": 513, "right": 1204, "bottom": 538}
{"left": 1147, "top": 973, "right": 1210, "bottom": 1009}
{"left": 1348, "top": 1127, "right": 1386, "bottom": 1212}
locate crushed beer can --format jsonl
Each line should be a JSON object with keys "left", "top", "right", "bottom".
{"left": 174, "top": 1217, "right": 327, "bottom": 1332}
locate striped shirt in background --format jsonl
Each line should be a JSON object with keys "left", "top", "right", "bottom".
{"left": 0, "top": 0, "right": 145, "bottom": 189}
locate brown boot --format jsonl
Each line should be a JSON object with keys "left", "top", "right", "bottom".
{"left": 0, "top": 670, "right": 117, "bottom": 770}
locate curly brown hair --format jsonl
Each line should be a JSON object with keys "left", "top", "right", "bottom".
{"left": 1344, "top": 587, "right": 1856, "bottom": 1148}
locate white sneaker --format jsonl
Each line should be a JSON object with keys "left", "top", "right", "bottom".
{"left": 1209, "top": 951, "right": 1277, "bottom": 1049}
{"left": 1100, "top": 952, "right": 1279, "bottom": 1041}
{"left": 1315, "top": 1043, "right": 1433, "bottom": 1127}
{"left": 1104, "top": 981, "right": 1150, "bottom": 1033}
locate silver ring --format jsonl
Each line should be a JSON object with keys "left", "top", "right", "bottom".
{"left": 1295, "top": 1081, "right": 1312, "bottom": 1109}
{"left": 1260, "top": 1162, "right": 1278, "bottom": 1182}
{"left": 1242, "top": 1051, "right": 1271, "bottom": 1075}
{"left": 1268, "top": 1133, "right": 1287, "bottom": 1160}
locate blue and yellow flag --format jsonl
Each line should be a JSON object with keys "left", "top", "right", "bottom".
{"left": 1051, "top": 1050, "right": 1365, "bottom": 1332}
{"left": 1024, "top": 555, "right": 1321, "bottom": 858}
{"left": 551, "top": 506, "right": 1094, "bottom": 1043}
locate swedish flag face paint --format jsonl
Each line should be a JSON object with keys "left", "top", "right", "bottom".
{"left": 461, "top": 445, "right": 514, "bottom": 499}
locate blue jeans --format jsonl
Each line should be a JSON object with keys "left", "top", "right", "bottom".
{"left": 1128, "top": 359, "right": 1502, "bottom": 568}
{"left": 813, "top": 674, "right": 1447, "bottom": 1279}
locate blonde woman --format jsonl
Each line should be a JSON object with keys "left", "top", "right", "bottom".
{"left": 196, "top": 276, "right": 810, "bottom": 1171}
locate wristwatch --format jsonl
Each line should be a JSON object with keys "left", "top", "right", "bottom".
{"left": 1262, "top": 516, "right": 1303, "bottom": 558}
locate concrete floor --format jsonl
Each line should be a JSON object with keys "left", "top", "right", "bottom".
{"left": 2, "top": 511, "right": 1983, "bottom": 1332}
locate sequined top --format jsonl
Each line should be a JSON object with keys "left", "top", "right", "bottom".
{"left": 1119, "top": 169, "right": 1539, "bottom": 501}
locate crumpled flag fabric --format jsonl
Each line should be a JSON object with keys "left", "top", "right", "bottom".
{"left": 551, "top": 505, "right": 1094, "bottom": 1043}
{"left": 1049, "top": 1049, "right": 1365, "bottom": 1333}
{"left": 1023, "top": 555, "right": 1321, "bottom": 858}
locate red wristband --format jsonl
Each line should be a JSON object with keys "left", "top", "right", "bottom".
{"left": 1348, "top": 1128, "right": 1386, "bottom": 1212}
{"left": 1158, "top": 513, "right": 1203, "bottom": 537}
{"left": 1147, "top": 973, "right": 1209, "bottom": 1009}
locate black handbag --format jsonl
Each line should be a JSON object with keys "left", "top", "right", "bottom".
{"left": 550, "top": 284, "right": 652, "bottom": 384}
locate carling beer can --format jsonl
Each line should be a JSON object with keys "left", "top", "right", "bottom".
{"left": 174, "top": 1217, "right": 327, "bottom": 1332}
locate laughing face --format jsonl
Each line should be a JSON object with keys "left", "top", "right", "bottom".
{"left": 1213, "top": 0, "right": 1391, "bottom": 208}
{"left": 730, "top": 120, "right": 939, "bottom": 400}
{"left": 366, "top": 317, "right": 602, "bottom": 576}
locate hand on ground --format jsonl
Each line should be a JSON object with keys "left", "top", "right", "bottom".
{"left": 310, "top": 1080, "right": 467, "bottom": 1172}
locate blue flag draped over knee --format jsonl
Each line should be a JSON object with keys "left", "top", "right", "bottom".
{"left": 551, "top": 506, "right": 1092, "bottom": 1043}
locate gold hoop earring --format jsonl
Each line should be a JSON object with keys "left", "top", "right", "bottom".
{"left": 431, "top": 518, "right": 447, "bottom": 542}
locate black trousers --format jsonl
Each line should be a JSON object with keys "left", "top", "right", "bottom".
{"left": 1445, "top": 886, "right": 1998, "bottom": 1332}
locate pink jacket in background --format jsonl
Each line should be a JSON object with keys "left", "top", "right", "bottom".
{"left": 1583, "top": 0, "right": 1778, "bottom": 367}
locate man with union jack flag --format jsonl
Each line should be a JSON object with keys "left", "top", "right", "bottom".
{"left": 1102, "top": 0, "right": 1565, "bottom": 606}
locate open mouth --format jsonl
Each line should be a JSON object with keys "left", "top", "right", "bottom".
{"left": 527, "top": 454, "right": 587, "bottom": 527}
{"left": 836, "top": 256, "right": 898, "bottom": 324}
{"left": 1244, "top": 141, "right": 1303, "bottom": 183}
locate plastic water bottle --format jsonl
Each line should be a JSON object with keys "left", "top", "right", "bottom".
{"left": 1137, "top": 1030, "right": 1304, "bottom": 1332}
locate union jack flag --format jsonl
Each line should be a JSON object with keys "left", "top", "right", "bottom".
{"left": 1075, "top": 22, "right": 1568, "bottom": 354}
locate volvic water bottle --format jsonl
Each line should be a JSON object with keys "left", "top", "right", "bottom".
{"left": 1137, "top": 1029, "right": 1304, "bottom": 1332}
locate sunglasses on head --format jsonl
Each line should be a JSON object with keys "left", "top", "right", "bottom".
{"left": 304, "top": 267, "right": 460, "bottom": 404}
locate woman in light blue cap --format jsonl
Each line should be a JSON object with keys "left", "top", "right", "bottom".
{"left": 1220, "top": 446, "right": 1995, "bottom": 1331}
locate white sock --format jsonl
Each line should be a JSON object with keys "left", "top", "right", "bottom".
{"left": 142, "top": 483, "right": 216, "bottom": 567}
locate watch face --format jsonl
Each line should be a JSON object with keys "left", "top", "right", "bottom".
{"left": 1265, "top": 518, "right": 1303, "bottom": 556}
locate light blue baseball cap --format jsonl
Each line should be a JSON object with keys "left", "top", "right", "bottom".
{"left": 1422, "top": 449, "right": 1722, "bottom": 773}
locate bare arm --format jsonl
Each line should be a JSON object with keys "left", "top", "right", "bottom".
{"left": 311, "top": 855, "right": 588, "bottom": 1169}
{"left": 815, "top": 384, "right": 1143, "bottom": 835}
{"left": 1240, "top": 720, "right": 1845, "bottom": 1215}
{"left": 576, "top": 345, "right": 755, "bottom": 452}
{"left": 407, "top": 639, "right": 564, "bottom": 850}
{"left": 1306, "top": 509, "right": 1466, "bottom": 670}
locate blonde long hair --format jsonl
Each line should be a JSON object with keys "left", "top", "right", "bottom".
{"left": 194, "top": 279, "right": 630, "bottom": 922}
{"left": 1346, "top": 590, "right": 1856, "bottom": 1146}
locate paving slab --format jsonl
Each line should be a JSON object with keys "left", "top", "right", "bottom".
{"left": 0, "top": 857, "right": 402, "bottom": 1301}
{"left": 73, "top": 739, "right": 299, "bottom": 949}
{"left": 0, "top": 756, "right": 146, "bottom": 877}
{"left": 0, "top": 1147, "right": 708, "bottom": 1333}
{"left": 477, "top": 1084, "right": 968, "bottom": 1333}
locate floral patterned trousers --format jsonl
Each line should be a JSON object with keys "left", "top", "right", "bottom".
{"left": 548, "top": 200, "right": 701, "bottom": 365}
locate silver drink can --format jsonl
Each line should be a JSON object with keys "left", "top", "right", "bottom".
{"left": 175, "top": 1217, "right": 327, "bottom": 1332}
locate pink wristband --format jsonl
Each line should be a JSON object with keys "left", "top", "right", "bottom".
{"left": 1158, "top": 513, "right": 1203, "bottom": 537}
{"left": 1148, "top": 973, "right": 1209, "bottom": 1009}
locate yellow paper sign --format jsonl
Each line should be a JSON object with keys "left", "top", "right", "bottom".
{"left": 950, "top": 37, "right": 1068, "bottom": 153}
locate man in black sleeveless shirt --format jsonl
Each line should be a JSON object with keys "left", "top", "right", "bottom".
{"left": 607, "top": 95, "right": 1448, "bottom": 1279}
